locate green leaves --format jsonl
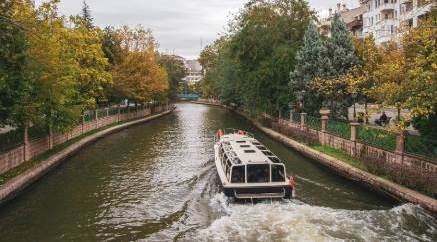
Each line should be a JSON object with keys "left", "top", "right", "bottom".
{"left": 200, "top": 0, "right": 314, "bottom": 114}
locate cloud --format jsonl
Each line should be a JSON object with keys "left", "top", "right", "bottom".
{"left": 36, "top": 0, "right": 360, "bottom": 59}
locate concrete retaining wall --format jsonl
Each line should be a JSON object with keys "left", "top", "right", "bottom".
{"left": 0, "top": 108, "right": 174, "bottom": 206}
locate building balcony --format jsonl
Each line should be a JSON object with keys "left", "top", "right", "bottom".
{"left": 377, "top": 3, "right": 397, "bottom": 12}
{"left": 376, "top": 18, "right": 397, "bottom": 26}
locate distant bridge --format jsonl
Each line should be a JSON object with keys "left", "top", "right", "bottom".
{"left": 178, "top": 93, "right": 200, "bottom": 101}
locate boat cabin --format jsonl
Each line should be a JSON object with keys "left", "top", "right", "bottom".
{"left": 217, "top": 133, "right": 287, "bottom": 184}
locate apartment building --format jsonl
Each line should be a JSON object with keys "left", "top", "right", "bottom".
{"left": 319, "top": 3, "right": 366, "bottom": 38}
{"left": 361, "top": 0, "right": 435, "bottom": 44}
{"left": 183, "top": 60, "right": 203, "bottom": 84}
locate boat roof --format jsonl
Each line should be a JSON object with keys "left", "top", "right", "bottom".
{"left": 219, "top": 133, "right": 283, "bottom": 166}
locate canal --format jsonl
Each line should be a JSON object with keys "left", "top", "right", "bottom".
{"left": 0, "top": 103, "right": 435, "bottom": 241}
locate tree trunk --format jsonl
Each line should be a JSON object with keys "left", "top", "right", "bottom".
{"left": 364, "top": 101, "right": 368, "bottom": 124}
{"left": 397, "top": 107, "right": 401, "bottom": 121}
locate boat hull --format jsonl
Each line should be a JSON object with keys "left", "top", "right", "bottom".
{"left": 222, "top": 185, "right": 293, "bottom": 200}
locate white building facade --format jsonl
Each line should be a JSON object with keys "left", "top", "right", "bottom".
{"left": 361, "top": 0, "right": 434, "bottom": 44}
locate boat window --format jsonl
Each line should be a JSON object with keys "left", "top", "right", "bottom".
{"left": 236, "top": 140, "right": 246, "bottom": 143}
{"left": 244, "top": 150, "right": 256, "bottom": 153}
{"left": 231, "top": 166, "right": 245, "bottom": 183}
{"left": 271, "top": 164, "right": 285, "bottom": 182}
{"left": 240, "top": 145, "right": 250, "bottom": 148}
{"left": 247, "top": 164, "right": 270, "bottom": 183}
{"left": 269, "top": 157, "right": 281, "bottom": 163}
{"left": 256, "top": 145, "right": 267, "bottom": 151}
{"left": 262, "top": 151, "right": 274, "bottom": 156}
{"left": 252, "top": 141, "right": 261, "bottom": 145}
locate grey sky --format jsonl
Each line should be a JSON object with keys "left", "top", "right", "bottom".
{"left": 37, "top": 0, "right": 358, "bottom": 59}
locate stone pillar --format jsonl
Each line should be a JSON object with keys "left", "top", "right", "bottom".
{"left": 289, "top": 110, "right": 293, "bottom": 123}
{"left": 395, "top": 130, "right": 407, "bottom": 164}
{"left": 350, "top": 122, "right": 360, "bottom": 156}
{"left": 23, "top": 122, "right": 30, "bottom": 161}
{"left": 117, "top": 105, "right": 121, "bottom": 123}
{"left": 95, "top": 109, "right": 98, "bottom": 128}
{"left": 48, "top": 125, "right": 54, "bottom": 149}
{"left": 106, "top": 108, "right": 109, "bottom": 118}
{"left": 300, "top": 113, "right": 307, "bottom": 131}
{"left": 319, "top": 109, "right": 330, "bottom": 146}
{"left": 81, "top": 114, "right": 85, "bottom": 135}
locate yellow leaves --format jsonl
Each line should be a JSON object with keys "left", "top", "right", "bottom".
{"left": 112, "top": 26, "right": 168, "bottom": 102}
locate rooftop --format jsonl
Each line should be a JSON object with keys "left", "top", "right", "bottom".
{"left": 220, "top": 133, "right": 282, "bottom": 165}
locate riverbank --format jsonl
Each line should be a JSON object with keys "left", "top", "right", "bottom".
{"left": 0, "top": 108, "right": 175, "bottom": 206}
{"left": 192, "top": 101, "right": 437, "bottom": 215}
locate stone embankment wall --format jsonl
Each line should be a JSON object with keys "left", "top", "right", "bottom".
{"left": 0, "top": 105, "right": 168, "bottom": 175}
{"left": 274, "top": 119, "right": 437, "bottom": 172}
{"left": 0, "top": 107, "right": 174, "bottom": 206}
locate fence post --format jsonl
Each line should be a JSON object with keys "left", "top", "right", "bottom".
{"left": 118, "top": 105, "right": 121, "bottom": 123}
{"left": 289, "top": 110, "right": 293, "bottom": 123}
{"left": 23, "top": 122, "right": 30, "bottom": 161}
{"left": 395, "top": 130, "right": 407, "bottom": 164}
{"left": 95, "top": 109, "right": 98, "bottom": 128}
{"left": 81, "top": 114, "right": 85, "bottom": 135}
{"left": 106, "top": 108, "right": 109, "bottom": 118}
{"left": 319, "top": 109, "right": 330, "bottom": 146}
{"left": 48, "top": 125, "right": 53, "bottom": 149}
{"left": 300, "top": 113, "right": 307, "bottom": 131}
{"left": 350, "top": 122, "right": 360, "bottom": 156}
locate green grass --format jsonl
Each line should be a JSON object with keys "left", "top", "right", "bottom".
{"left": 0, "top": 121, "right": 125, "bottom": 187}
{"left": 311, "top": 145, "right": 366, "bottom": 170}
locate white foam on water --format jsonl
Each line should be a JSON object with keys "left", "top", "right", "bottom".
{"left": 197, "top": 195, "right": 437, "bottom": 242}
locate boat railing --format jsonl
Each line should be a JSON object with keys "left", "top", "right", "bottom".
{"left": 214, "top": 128, "right": 255, "bottom": 143}
{"left": 223, "top": 128, "right": 254, "bottom": 138}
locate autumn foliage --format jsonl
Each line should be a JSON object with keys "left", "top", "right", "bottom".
{"left": 0, "top": 0, "right": 170, "bottom": 133}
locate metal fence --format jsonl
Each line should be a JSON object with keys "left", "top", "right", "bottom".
{"left": 305, "top": 115, "right": 321, "bottom": 130}
{"left": 406, "top": 135, "right": 437, "bottom": 159}
{"left": 326, "top": 119, "right": 350, "bottom": 139}
{"left": 0, "top": 129, "right": 23, "bottom": 152}
{"left": 357, "top": 126, "right": 397, "bottom": 151}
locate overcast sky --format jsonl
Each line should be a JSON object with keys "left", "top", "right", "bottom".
{"left": 36, "top": 0, "right": 359, "bottom": 59}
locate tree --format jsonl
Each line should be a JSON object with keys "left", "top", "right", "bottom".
{"left": 66, "top": 15, "right": 111, "bottom": 108}
{"left": 370, "top": 42, "right": 408, "bottom": 125}
{"left": 81, "top": 0, "right": 93, "bottom": 30}
{"left": 346, "top": 35, "right": 381, "bottom": 122}
{"left": 325, "top": 14, "right": 358, "bottom": 77}
{"left": 0, "top": 0, "right": 30, "bottom": 127}
{"left": 102, "top": 26, "right": 122, "bottom": 66}
{"left": 112, "top": 26, "right": 168, "bottom": 104}
{"left": 203, "top": 0, "right": 314, "bottom": 115}
{"left": 290, "top": 22, "right": 328, "bottom": 115}
{"left": 159, "top": 55, "right": 187, "bottom": 100}
{"left": 311, "top": 14, "right": 358, "bottom": 118}
{"left": 9, "top": 0, "right": 81, "bottom": 133}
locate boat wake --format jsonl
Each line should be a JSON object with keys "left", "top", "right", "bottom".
{"left": 196, "top": 194, "right": 437, "bottom": 242}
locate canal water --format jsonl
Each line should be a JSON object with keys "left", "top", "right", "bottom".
{"left": 0, "top": 103, "right": 435, "bottom": 241}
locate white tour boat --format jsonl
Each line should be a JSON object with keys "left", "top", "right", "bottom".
{"left": 214, "top": 129, "right": 294, "bottom": 200}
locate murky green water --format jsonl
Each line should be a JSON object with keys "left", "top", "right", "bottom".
{"left": 0, "top": 103, "right": 435, "bottom": 241}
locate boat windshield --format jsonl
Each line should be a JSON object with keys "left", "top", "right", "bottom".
{"left": 231, "top": 166, "right": 245, "bottom": 183}
{"left": 271, "top": 164, "right": 286, "bottom": 182}
{"left": 247, "top": 164, "right": 269, "bottom": 183}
